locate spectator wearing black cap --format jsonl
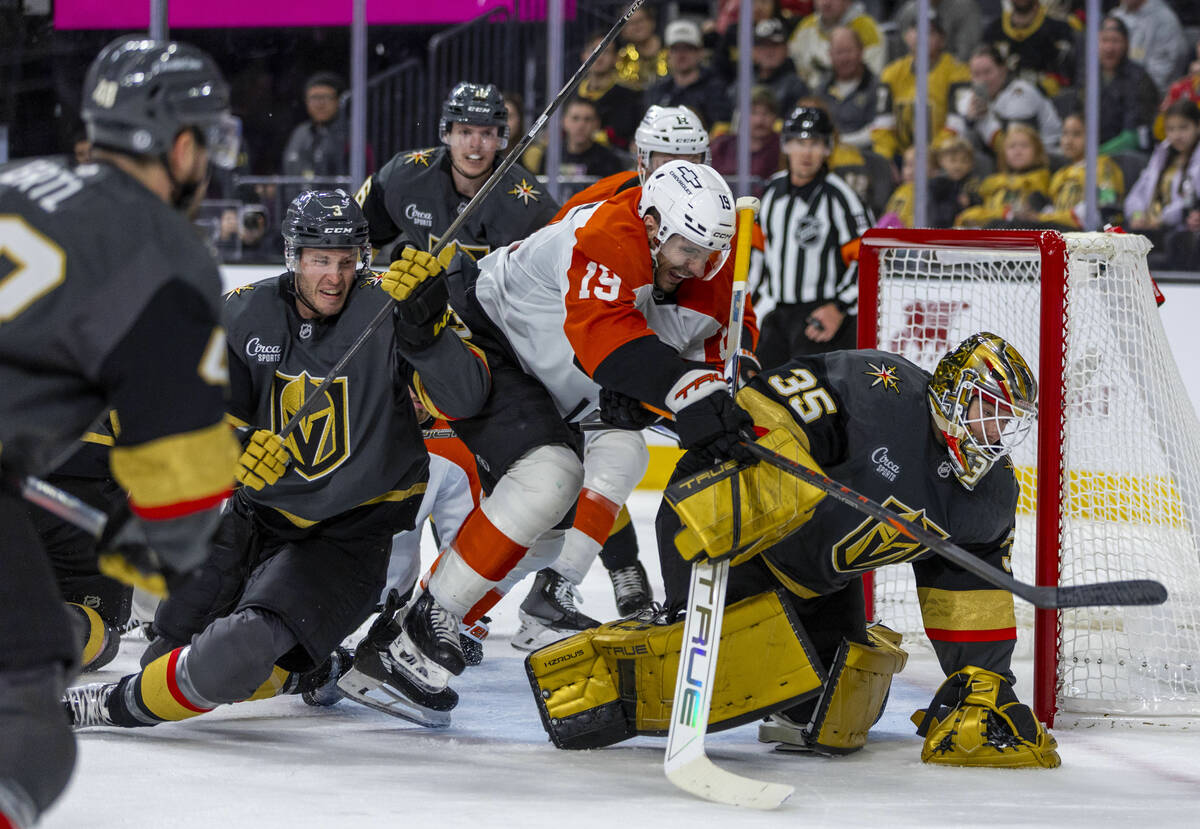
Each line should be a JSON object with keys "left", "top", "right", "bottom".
{"left": 893, "top": 0, "right": 982, "bottom": 64}
{"left": 750, "top": 18, "right": 811, "bottom": 117}
{"left": 644, "top": 18, "right": 733, "bottom": 133}
{"left": 282, "top": 72, "right": 353, "bottom": 185}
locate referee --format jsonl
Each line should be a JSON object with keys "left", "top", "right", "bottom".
{"left": 750, "top": 105, "right": 873, "bottom": 369}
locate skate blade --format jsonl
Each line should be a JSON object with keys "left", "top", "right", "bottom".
{"left": 336, "top": 669, "right": 452, "bottom": 729}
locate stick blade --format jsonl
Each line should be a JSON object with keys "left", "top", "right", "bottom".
{"left": 666, "top": 755, "right": 793, "bottom": 810}
{"left": 1054, "top": 579, "right": 1169, "bottom": 609}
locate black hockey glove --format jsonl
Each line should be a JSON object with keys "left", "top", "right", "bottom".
{"left": 599, "top": 388, "right": 662, "bottom": 430}
{"left": 674, "top": 391, "right": 756, "bottom": 464}
{"left": 384, "top": 245, "right": 456, "bottom": 351}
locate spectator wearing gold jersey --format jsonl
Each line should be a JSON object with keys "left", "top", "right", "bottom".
{"left": 955, "top": 123, "right": 1052, "bottom": 228}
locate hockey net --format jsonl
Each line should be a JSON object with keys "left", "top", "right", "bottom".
{"left": 857, "top": 229, "right": 1200, "bottom": 726}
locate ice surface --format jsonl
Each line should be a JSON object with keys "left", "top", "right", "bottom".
{"left": 46, "top": 492, "right": 1200, "bottom": 828}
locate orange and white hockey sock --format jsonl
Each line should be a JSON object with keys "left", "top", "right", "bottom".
{"left": 553, "top": 489, "right": 621, "bottom": 585}
{"left": 426, "top": 444, "right": 583, "bottom": 619}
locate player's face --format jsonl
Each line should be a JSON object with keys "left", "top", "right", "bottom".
{"left": 964, "top": 388, "right": 1033, "bottom": 455}
{"left": 783, "top": 136, "right": 829, "bottom": 184}
{"left": 647, "top": 150, "right": 705, "bottom": 174}
{"left": 652, "top": 233, "right": 726, "bottom": 292}
{"left": 295, "top": 247, "right": 358, "bottom": 318}
{"left": 409, "top": 387, "right": 431, "bottom": 424}
{"left": 445, "top": 122, "right": 501, "bottom": 179}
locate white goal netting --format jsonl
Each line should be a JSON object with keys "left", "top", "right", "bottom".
{"left": 864, "top": 231, "right": 1200, "bottom": 719}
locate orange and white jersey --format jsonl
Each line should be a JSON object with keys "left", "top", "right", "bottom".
{"left": 473, "top": 187, "right": 758, "bottom": 421}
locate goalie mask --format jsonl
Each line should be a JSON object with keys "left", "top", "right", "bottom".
{"left": 928, "top": 333, "right": 1037, "bottom": 490}
{"left": 282, "top": 189, "right": 371, "bottom": 274}
{"left": 634, "top": 105, "right": 711, "bottom": 183}
{"left": 638, "top": 160, "right": 735, "bottom": 281}
{"left": 83, "top": 36, "right": 239, "bottom": 170}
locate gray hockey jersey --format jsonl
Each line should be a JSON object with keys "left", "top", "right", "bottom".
{"left": 357, "top": 145, "right": 559, "bottom": 261}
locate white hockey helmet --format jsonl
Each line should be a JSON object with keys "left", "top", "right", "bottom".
{"left": 634, "top": 105, "right": 711, "bottom": 183}
{"left": 638, "top": 160, "right": 735, "bottom": 281}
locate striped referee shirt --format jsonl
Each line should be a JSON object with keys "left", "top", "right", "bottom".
{"left": 749, "top": 168, "right": 872, "bottom": 315}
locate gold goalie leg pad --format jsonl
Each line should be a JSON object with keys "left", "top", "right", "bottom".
{"left": 759, "top": 622, "right": 908, "bottom": 755}
{"left": 526, "top": 590, "right": 825, "bottom": 750}
{"left": 912, "top": 666, "right": 1061, "bottom": 768}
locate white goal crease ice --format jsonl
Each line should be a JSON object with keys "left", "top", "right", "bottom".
{"left": 857, "top": 229, "right": 1200, "bottom": 726}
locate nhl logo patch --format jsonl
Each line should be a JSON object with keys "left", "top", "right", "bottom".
{"left": 299, "top": 322, "right": 313, "bottom": 340}
{"left": 937, "top": 460, "right": 954, "bottom": 479}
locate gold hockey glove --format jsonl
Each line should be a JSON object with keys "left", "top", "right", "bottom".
{"left": 384, "top": 244, "right": 457, "bottom": 350}
{"left": 665, "top": 427, "right": 825, "bottom": 565}
{"left": 235, "top": 429, "right": 289, "bottom": 491}
{"left": 912, "top": 666, "right": 1060, "bottom": 768}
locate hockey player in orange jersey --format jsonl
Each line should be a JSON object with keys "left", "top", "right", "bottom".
{"left": 344, "top": 160, "right": 761, "bottom": 720}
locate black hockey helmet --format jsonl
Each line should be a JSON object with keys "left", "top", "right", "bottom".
{"left": 82, "top": 36, "right": 238, "bottom": 168}
{"left": 439, "top": 82, "right": 510, "bottom": 149}
{"left": 782, "top": 105, "right": 835, "bottom": 146}
{"left": 282, "top": 189, "right": 371, "bottom": 273}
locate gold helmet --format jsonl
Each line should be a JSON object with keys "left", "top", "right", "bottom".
{"left": 927, "top": 333, "right": 1037, "bottom": 490}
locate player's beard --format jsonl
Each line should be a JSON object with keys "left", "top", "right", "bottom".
{"left": 167, "top": 153, "right": 211, "bottom": 218}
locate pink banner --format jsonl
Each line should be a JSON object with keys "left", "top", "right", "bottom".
{"left": 54, "top": 1, "right": 523, "bottom": 30}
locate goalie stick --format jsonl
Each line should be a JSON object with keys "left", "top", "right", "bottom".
{"left": 20, "top": 0, "right": 650, "bottom": 539}
{"left": 738, "top": 440, "right": 1168, "bottom": 610}
{"left": 664, "top": 197, "right": 793, "bottom": 810}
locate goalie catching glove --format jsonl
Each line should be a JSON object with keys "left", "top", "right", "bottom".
{"left": 383, "top": 244, "right": 457, "bottom": 351}
{"left": 235, "top": 429, "right": 290, "bottom": 491}
{"left": 912, "top": 666, "right": 1060, "bottom": 768}
{"left": 665, "top": 427, "right": 826, "bottom": 565}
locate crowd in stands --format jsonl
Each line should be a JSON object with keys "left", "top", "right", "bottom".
{"left": 128, "top": 0, "right": 1200, "bottom": 270}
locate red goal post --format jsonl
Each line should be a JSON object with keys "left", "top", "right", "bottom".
{"left": 856, "top": 228, "right": 1200, "bottom": 727}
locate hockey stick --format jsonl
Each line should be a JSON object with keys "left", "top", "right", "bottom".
{"left": 738, "top": 440, "right": 1168, "bottom": 610}
{"left": 665, "top": 197, "right": 792, "bottom": 810}
{"left": 272, "top": 0, "right": 647, "bottom": 445}
{"left": 18, "top": 1, "right": 648, "bottom": 538}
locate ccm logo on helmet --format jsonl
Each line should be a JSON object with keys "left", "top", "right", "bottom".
{"left": 323, "top": 227, "right": 352, "bottom": 233}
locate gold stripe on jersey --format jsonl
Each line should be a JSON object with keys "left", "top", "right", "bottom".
{"left": 82, "top": 431, "right": 115, "bottom": 446}
{"left": 916, "top": 587, "right": 1016, "bottom": 632}
{"left": 761, "top": 556, "right": 822, "bottom": 599}
{"left": 271, "top": 480, "right": 429, "bottom": 528}
{"left": 109, "top": 421, "right": 239, "bottom": 515}
{"left": 223, "top": 412, "right": 250, "bottom": 429}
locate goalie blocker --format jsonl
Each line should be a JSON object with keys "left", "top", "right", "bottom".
{"left": 525, "top": 590, "right": 907, "bottom": 753}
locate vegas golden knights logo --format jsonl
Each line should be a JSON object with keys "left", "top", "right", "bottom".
{"left": 830, "top": 496, "right": 948, "bottom": 573}
{"left": 270, "top": 370, "right": 350, "bottom": 481}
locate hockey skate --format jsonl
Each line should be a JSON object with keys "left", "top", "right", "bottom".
{"left": 757, "top": 711, "right": 818, "bottom": 753}
{"left": 511, "top": 569, "right": 600, "bottom": 653}
{"left": 299, "top": 645, "right": 353, "bottom": 707}
{"left": 403, "top": 591, "right": 467, "bottom": 676}
{"left": 63, "top": 682, "right": 117, "bottom": 729}
{"left": 608, "top": 562, "right": 654, "bottom": 618}
{"left": 337, "top": 598, "right": 459, "bottom": 728}
{"left": 459, "top": 615, "right": 490, "bottom": 667}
